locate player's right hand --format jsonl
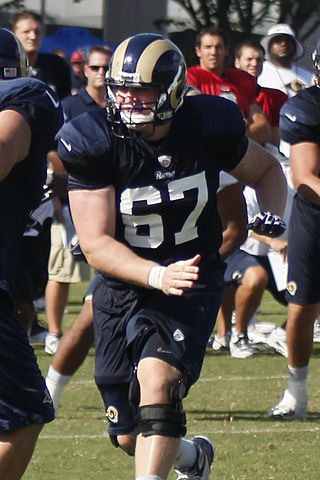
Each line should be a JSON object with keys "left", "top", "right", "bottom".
{"left": 162, "top": 254, "right": 201, "bottom": 296}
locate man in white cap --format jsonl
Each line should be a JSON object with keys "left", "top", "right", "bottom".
{"left": 258, "top": 23, "right": 313, "bottom": 97}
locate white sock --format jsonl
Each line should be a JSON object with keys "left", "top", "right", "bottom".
{"left": 288, "top": 365, "right": 308, "bottom": 394}
{"left": 174, "top": 438, "right": 197, "bottom": 468}
{"left": 46, "top": 365, "right": 72, "bottom": 412}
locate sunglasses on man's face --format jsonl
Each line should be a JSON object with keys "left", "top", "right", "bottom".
{"left": 88, "top": 65, "right": 109, "bottom": 72}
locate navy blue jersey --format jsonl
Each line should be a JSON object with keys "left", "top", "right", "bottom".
{"left": 0, "top": 77, "right": 63, "bottom": 295}
{"left": 280, "top": 86, "right": 320, "bottom": 153}
{"left": 58, "top": 93, "right": 247, "bottom": 269}
{"left": 62, "top": 86, "right": 104, "bottom": 122}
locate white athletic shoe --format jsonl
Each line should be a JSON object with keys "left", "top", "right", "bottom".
{"left": 264, "top": 327, "right": 288, "bottom": 357}
{"left": 174, "top": 436, "right": 215, "bottom": 480}
{"left": 212, "top": 332, "right": 230, "bottom": 351}
{"left": 267, "top": 388, "right": 307, "bottom": 420}
{"left": 44, "top": 333, "right": 62, "bottom": 355}
{"left": 248, "top": 319, "right": 276, "bottom": 335}
{"left": 313, "top": 319, "right": 320, "bottom": 343}
{"left": 230, "top": 332, "right": 259, "bottom": 358}
{"left": 247, "top": 324, "right": 268, "bottom": 345}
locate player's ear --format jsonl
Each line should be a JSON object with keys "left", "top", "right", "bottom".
{"left": 234, "top": 58, "right": 240, "bottom": 69}
{"left": 195, "top": 46, "right": 201, "bottom": 58}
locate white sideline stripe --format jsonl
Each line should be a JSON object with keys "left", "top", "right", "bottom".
{"left": 40, "top": 425, "right": 320, "bottom": 439}
{"left": 71, "top": 375, "right": 289, "bottom": 385}
{"left": 199, "top": 375, "right": 288, "bottom": 381}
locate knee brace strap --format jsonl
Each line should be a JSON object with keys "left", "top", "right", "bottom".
{"left": 136, "top": 404, "right": 186, "bottom": 438}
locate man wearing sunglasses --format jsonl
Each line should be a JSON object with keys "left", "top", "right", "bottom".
{"left": 63, "top": 45, "right": 113, "bottom": 121}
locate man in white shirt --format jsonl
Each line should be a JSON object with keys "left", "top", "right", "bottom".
{"left": 258, "top": 23, "right": 313, "bottom": 97}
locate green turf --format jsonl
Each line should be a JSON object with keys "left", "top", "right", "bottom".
{"left": 23, "top": 284, "right": 320, "bottom": 479}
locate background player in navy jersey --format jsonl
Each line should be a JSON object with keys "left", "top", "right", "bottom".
{"left": 11, "top": 9, "right": 71, "bottom": 343}
{"left": 0, "top": 28, "right": 63, "bottom": 479}
{"left": 58, "top": 34, "right": 286, "bottom": 480}
{"left": 267, "top": 40, "right": 320, "bottom": 420}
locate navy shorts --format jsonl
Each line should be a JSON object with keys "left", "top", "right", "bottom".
{"left": 285, "top": 194, "right": 320, "bottom": 305}
{"left": 93, "top": 261, "right": 225, "bottom": 436}
{"left": 0, "top": 291, "right": 54, "bottom": 431}
{"left": 224, "top": 249, "right": 287, "bottom": 306}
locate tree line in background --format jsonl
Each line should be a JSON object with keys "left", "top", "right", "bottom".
{"left": 158, "top": 0, "right": 320, "bottom": 41}
{"left": 1, "top": 0, "right": 319, "bottom": 41}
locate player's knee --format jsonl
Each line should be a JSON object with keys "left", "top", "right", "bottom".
{"left": 135, "top": 377, "right": 187, "bottom": 439}
{"left": 243, "top": 266, "right": 268, "bottom": 290}
{"left": 136, "top": 403, "right": 186, "bottom": 438}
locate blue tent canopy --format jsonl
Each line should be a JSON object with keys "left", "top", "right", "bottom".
{"left": 40, "top": 26, "right": 114, "bottom": 57}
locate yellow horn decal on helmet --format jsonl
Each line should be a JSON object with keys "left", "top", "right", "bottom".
{"left": 110, "top": 36, "right": 132, "bottom": 79}
{"left": 136, "top": 38, "right": 173, "bottom": 83}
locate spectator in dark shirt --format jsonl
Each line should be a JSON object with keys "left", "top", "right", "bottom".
{"left": 63, "top": 45, "right": 112, "bottom": 119}
{"left": 11, "top": 10, "right": 71, "bottom": 99}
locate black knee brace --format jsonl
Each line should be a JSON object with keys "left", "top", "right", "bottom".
{"left": 136, "top": 403, "right": 186, "bottom": 438}
{"left": 135, "top": 376, "right": 188, "bottom": 438}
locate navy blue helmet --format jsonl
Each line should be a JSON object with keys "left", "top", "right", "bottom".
{"left": 105, "top": 33, "right": 187, "bottom": 136}
{"left": 0, "top": 28, "right": 29, "bottom": 80}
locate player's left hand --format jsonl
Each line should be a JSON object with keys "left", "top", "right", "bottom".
{"left": 248, "top": 211, "right": 286, "bottom": 238}
{"left": 162, "top": 254, "right": 201, "bottom": 296}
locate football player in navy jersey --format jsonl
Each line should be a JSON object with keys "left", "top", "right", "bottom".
{"left": 58, "top": 34, "right": 286, "bottom": 480}
{"left": 268, "top": 41, "right": 320, "bottom": 421}
{"left": 0, "top": 28, "right": 63, "bottom": 479}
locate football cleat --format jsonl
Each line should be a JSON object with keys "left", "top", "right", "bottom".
{"left": 263, "top": 327, "right": 288, "bottom": 357}
{"left": 174, "top": 436, "right": 215, "bottom": 480}
{"left": 267, "top": 388, "right": 307, "bottom": 420}
{"left": 212, "top": 332, "right": 230, "bottom": 351}
{"left": 229, "top": 332, "right": 259, "bottom": 358}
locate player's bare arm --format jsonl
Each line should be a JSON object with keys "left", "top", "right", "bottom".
{"left": 217, "top": 182, "right": 248, "bottom": 260}
{"left": 290, "top": 141, "right": 320, "bottom": 206}
{"left": 69, "top": 187, "right": 199, "bottom": 296}
{"left": 0, "top": 109, "right": 31, "bottom": 181}
{"left": 229, "top": 138, "right": 287, "bottom": 216}
{"left": 246, "top": 103, "right": 272, "bottom": 145}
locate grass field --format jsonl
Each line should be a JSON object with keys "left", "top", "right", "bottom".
{"left": 24, "top": 281, "right": 320, "bottom": 479}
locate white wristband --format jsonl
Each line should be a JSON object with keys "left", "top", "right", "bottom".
{"left": 147, "top": 265, "right": 166, "bottom": 290}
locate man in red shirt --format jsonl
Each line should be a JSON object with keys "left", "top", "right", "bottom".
{"left": 234, "top": 39, "right": 288, "bottom": 146}
{"left": 187, "top": 27, "right": 271, "bottom": 146}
